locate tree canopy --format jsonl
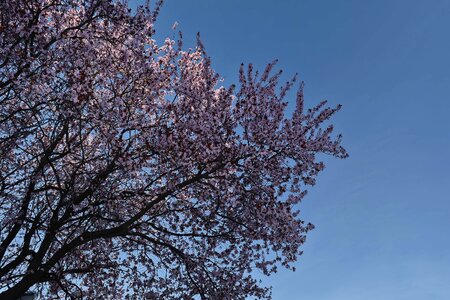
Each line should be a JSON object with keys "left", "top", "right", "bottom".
{"left": 0, "top": 0, "right": 347, "bottom": 298}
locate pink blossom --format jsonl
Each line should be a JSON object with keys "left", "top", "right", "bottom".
{"left": 0, "top": 1, "right": 347, "bottom": 299}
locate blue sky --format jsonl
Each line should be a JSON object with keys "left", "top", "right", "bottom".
{"left": 134, "top": 1, "right": 450, "bottom": 299}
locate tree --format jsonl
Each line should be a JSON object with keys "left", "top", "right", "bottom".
{"left": 0, "top": 0, "right": 348, "bottom": 299}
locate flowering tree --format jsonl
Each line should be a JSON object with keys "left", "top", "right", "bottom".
{"left": 0, "top": 0, "right": 347, "bottom": 299}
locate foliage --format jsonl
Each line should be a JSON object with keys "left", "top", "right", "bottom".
{"left": 0, "top": 0, "right": 347, "bottom": 298}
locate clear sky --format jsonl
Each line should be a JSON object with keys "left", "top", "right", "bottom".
{"left": 134, "top": 1, "right": 450, "bottom": 299}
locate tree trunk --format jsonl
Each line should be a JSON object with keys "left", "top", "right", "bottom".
{"left": 0, "top": 277, "right": 35, "bottom": 300}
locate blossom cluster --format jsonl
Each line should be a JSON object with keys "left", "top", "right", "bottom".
{"left": 0, "top": 1, "right": 347, "bottom": 299}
